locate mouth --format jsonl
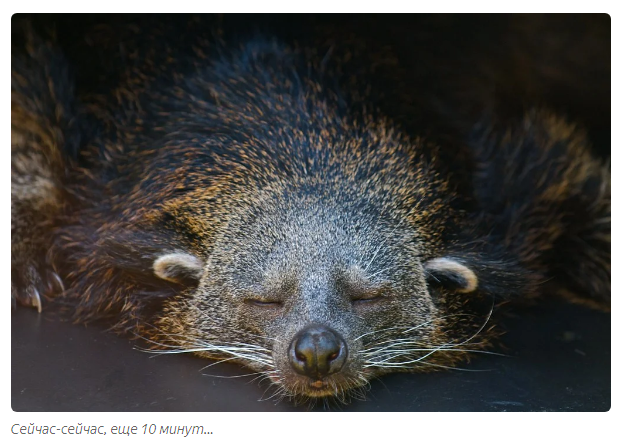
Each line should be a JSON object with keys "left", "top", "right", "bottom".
{"left": 304, "top": 378, "right": 337, "bottom": 397}
{"left": 262, "top": 370, "right": 342, "bottom": 397}
{"left": 275, "top": 372, "right": 370, "bottom": 399}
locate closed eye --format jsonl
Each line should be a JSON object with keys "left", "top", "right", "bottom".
{"left": 350, "top": 289, "right": 389, "bottom": 305}
{"left": 244, "top": 297, "right": 284, "bottom": 308}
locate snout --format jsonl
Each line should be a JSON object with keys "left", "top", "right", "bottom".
{"left": 288, "top": 323, "right": 348, "bottom": 379}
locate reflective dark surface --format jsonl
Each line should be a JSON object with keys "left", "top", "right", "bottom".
{"left": 12, "top": 299, "right": 610, "bottom": 412}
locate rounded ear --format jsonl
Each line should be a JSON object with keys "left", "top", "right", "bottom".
{"left": 424, "top": 257, "right": 478, "bottom": 293}
{"left": 153, "top": 252, "right": 204, "bottom": 286}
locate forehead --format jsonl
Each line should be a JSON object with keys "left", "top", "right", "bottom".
{"left": 208, "top": 194, "right": 422, "bottom": 283}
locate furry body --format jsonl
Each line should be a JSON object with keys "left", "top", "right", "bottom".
{"left": 11, "top": 15, "right": 610, "bottom": 402}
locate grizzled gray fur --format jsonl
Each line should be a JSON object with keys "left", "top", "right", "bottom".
{"left": 11, "top": 15, "right": 610, "bottom": 402}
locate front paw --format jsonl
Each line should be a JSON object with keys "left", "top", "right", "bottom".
{"left": 11, "top": 263, "right": 64, "bottom": 312}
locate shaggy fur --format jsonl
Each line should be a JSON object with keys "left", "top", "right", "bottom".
{"left": 11, "top": 15, "right": 610, "bottom": 402}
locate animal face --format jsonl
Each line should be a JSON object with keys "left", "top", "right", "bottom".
{"left": 146, "top": 141, "right": 489, "bottom": 401}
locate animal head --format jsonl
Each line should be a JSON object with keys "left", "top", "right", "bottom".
{"left": 136, "top": 123, "right": 499, "bottom": 401}
{"left": 57, "top": 39, "right": 524, "bottom": 403}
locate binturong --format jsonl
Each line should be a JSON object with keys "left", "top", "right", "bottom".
{"left": 11, "top": 16, "right": 610, "bottom": 404}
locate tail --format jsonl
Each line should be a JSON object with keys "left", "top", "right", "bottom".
{"left": 11, "top": 21, "right": 83, "bottom": 310}
{"left": 469, "top": 109, "right": 610, "bottom": 308}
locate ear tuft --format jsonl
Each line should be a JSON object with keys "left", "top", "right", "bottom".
{"left": 153, "top": 252, "right": 204, "bottom": 285}
{"left": 424, "top": 257, "right": 478, "bottom": 293}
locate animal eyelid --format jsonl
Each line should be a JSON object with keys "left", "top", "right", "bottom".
{"left": 350, "top": 284, "right": 392, "bottom": 303}
{"left": 242, "top": 293, "right": 285, "bottom": 307}
{"left": 245, "top": 300, "right": 284, "bottom": 308}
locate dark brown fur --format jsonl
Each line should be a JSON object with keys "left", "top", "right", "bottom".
{"left": 11, "top": 15, "right": 610, "bottom": 403}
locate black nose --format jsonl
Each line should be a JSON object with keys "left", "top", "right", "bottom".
{"left": 288, "top": 324, "right": 347, "bottom": 379}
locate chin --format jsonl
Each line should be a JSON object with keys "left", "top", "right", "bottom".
{"left": 274, "top": 370, "right": 372, "bottom": 402}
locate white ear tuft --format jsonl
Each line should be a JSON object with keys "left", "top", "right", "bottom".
{"left": 153, "top": 252, "right": 204, "bottom": 284}
{"left": 424, "top": 257, "right": 478, "bottom": 293}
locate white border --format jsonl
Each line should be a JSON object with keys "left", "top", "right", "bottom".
{"left": 5, "top": 3, "right": 636, "bottom": 446}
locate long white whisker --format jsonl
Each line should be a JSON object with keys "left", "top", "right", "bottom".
{"left": 365, "top": 360, "right": 491, "bottom": 372}
{"left": 354, "top": 326, "right": 404, "bottom": 341}
{"left": 202, "top": 371, "right": 264, "bottom": 379}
